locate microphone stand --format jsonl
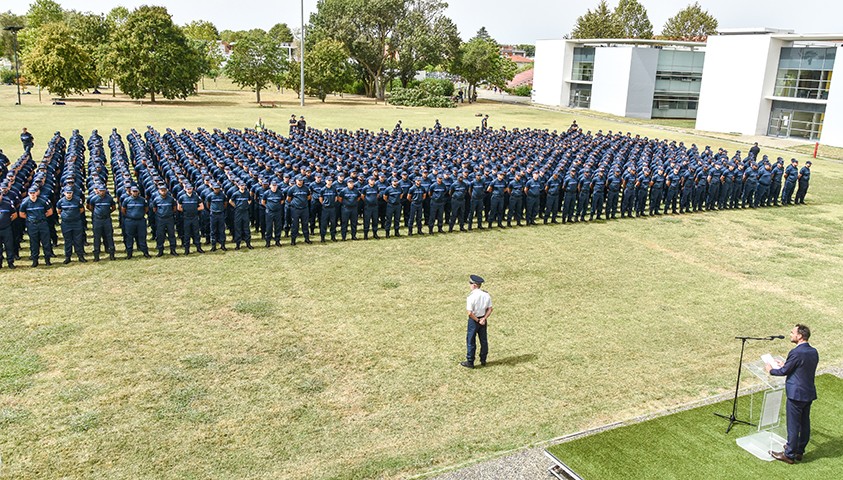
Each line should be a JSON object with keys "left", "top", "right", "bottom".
{"left": 714, "top": 335, "right": 779, "bottom": 433}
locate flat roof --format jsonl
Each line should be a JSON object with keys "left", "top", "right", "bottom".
{"left": 564, "top": 38, "right": 705, "bottom": 47}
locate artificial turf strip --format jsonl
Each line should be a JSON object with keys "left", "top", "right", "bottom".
{"left": 547, "top": 374, "right": 843, "bottom": 480}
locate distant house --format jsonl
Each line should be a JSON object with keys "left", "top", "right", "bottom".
{"left": 499, "top": 44, "right": 527, "bottom": 57}
{"left": 506, "top": 54, "right": 534, "bottom": 68}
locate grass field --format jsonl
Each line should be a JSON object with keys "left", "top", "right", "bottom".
{"left": 1, "top": 82, "right": 842, "bottom": 479}
{"left": 548, "top": 374, "right": 843, "bottom": 480}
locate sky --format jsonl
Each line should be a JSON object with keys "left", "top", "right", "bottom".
{"left": 6, "top": 0, "right": 843, "bottom": 45}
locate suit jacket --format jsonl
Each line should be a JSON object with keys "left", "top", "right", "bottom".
{"left": 771, "top": 342, "right": 819, "bottom": 402}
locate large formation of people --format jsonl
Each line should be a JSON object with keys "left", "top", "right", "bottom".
{"left": 0, "top": 120, "right": 813, "bottom": 269}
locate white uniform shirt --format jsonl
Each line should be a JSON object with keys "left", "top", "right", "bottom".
{"left": 467, "top": 289, "right": 492, "bottom": 318}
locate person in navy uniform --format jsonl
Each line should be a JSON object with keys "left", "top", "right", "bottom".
{"left": 20, "top": 128, "right": 35, "bottom": 153}
{"left": 781, "top": 159, "right": 799, "bottom": 205}
{"left": 605, "top": 169, "right": 621, "bottom": 219}
{"left": 383, "top": 178, "right": 403, "bottom": 237}
{"left": 742, "top": 163, "right": 758, "bottom": 208}
{"left": 262, "top": 179, "right": 285, "bottom": 247}
{"left": 87, "top": 184, "right": 116, "bottom": 261}
{"left": 589, "top": 169, "right": 605, "bottom": 221}
{"left": 151, "top": 185, "right": 179, "bottom": 256}
{"left": 121, "top": 185, "right": 151, "bottom": 259}
{"left": 55, "top": 187, "right": 87, "bottom": 264}
{"left": 207, "top": 183, "right": 228, "bottom": 251}
{"left": 361, "top": 176, "right": 381, "bottom": 240}
{"left": 288, "top": 115, "right": 298, "bottom": 135}
{"left": 467, "top": 172, "right": 486, "bottom": 230}
{"left": 576, "top": 169, "right": 592, "bottom": 222}
{"left": 649, "top": 167, "right": 665, "bottom": 216}
{"left": 562, "top": 169, "right": 579, "bottom": 223}
{"left": 543, "top": 170, "right": 562, "bottom": 223}
{"left": 794, "top": 161, "right": 811, "bottom": 204}
{"left": 770, "top": 159, "right": 784, "bottom": 206}
{"left": 319, "top": 176, "right": 339, "bottom": 242}
{"left": 178, "top": 183, "right": 204, "bottom": 255}
{"left": 448, "top": 175, "right": 467, "bottom": 232}
{"left": 766, "top": 324, "right": 819, "bottom": 465}
{"left": 507, "top": 172, "right": 525, "bottom": 227}
{"left": 487, "top": 172, "right": 507, "bottom": 228}
{"left": 230, "top": 182, "right": 253, "bottom": 249}
{"left": 664, "top": 167, "right": 681, "bottom": 214}
{"left": 755, "top": 163, "right": 772, "bottom": 207}
{"left": 679, "top": 166, "right": 694, "bottom": 214}
{"left": 309, "top": 173, "right": 324, "bottom": 236}
{"left": 460, "top": 274, "right": 493, "bottom": 369}
{"left": 523, "top": 171, "right": 542, "bottom": 225}
{"left": 407, "top": 177, "right": 426, "bottom": 236}
{"left": 0, "top": 189, "right": 16, "bottom": 268}
{"left": 621, "top": 166, "right": 636, "bottom": 218}
{"left": 286, "top": 175, "right": 312, "bottom": 245}
{"left": 427, "top": 175, "right": 448, "bottom": 234}
{"left": 338, "top": 178, "right": 361, "bottom": 241}
{"left": 19, "top": 186, "right": 54, "bottom": 267}
{"left": 635, "top": 168, "right": 650, "bottom": 217}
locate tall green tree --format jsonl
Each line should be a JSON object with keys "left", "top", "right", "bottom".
{"left": 661, "top": 2, "right": 718, "bottom": 41}
{"left": 105, "top": 5, "right": 204, "bottom": 101}
{"left": 309, "top": 0, "right": 406, "bottom": 100}
{"left": 268, "top": 23, "right": 294, "bottom": 43}
{"left": 1, "top": 11, "right": 26, "bottom": 61}
{"left": 451, "top": 37, "right": 516, "bottom": 100}
{"left": 25, "top": 0, "right": 64, "bottom": 29}
{"left": 105, "top": 6, "right": 129, "bottom": 28}
{"left": 224, "top": 30, "right": 287, "bottom": 103}
{"left": 23, "top": 21, "right": 96, "bottom": 97}
{"left": 515, "top": 44, "right": 535, "bottom": 57}
{"left": 183, "top": 20, "right": 224, "bottom": 86}
{"left": 394, "top": 0, "right": 460, "bottom": 88}
{"left": 284, "top": 38, "right": 351, "bottom": 102}
{"left": 571, "top": 0, "right": 622, "bottom": 39}
{"left": 473, "top": 26, "right": 491, "bottom": 42}
{"left": 614, "top": 0, "right": 653, "bottom": 39}
{"left": 64, "top": 11, "right": 112, "bottom": 85}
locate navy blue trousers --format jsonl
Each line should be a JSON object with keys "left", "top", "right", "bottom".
{"left": 466, "top": 317, "right": 488, "bottom": 364}
{"left": 785, "top": 399, "right": 812, "bottom": 458}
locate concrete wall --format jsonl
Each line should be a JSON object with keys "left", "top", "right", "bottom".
{"left": 591, "top": 48, "right": 632, "bottom": 117}
{"left": 696, "top": 34, "right": 780, "bottom": 135}
{"left": 626, "top": 48, "right": 659, "bottom": 119}
{"left": 819, "top": 45, "right": 843, "bottom": 148}
{"left": 532, "top": 40, "right": 567, "bottom": 106}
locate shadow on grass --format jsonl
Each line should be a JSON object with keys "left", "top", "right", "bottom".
{"left": 484, "top": 353, "right": 536, "bottom": 367}
{"left": 804, "top": 430, "right": 843, "bottom": 462}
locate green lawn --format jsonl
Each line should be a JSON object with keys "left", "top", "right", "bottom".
{"left": 1, "top": 83, "right": 842, "bottom": 479}
{"left": 548, "top": 374, "right": 843, "bottom": 480}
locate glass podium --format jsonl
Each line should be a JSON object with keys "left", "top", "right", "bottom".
{"left": 735, "top": 357, "right": 787, "bottom": 461}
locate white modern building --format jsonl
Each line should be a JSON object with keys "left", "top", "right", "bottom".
{"left": 532, "top": 38, "right": 706, "bottom": 120}
{"left": 695, "top": 28, "right": 843, "bottom": 147}
{"left": 533, "top": 29, "right": 843, "bottom": 147}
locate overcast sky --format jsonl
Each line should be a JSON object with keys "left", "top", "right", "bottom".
{"left": 6, "top": 0, "right": 842, "bottom": 44}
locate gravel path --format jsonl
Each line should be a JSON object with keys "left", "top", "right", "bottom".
{"left": 430, "top": 363, "right": 843, "bottom": 480}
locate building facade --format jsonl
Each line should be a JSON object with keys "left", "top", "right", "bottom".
{"left": 533, "top": 30, "right": 843, "bottom": 147}
{"left": 532, "top": 39, "right": 705, "bottom": 120}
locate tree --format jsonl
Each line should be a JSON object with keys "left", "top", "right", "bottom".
{"left": 105, "top": 5, "right": 204, "bottom": 101}
{"left": 25, "top": 0, "right": 64, "bottom": 29}
{"left": 451, "top": 37, "right": 516, "bottom": 101}
{"left": 23, "top": 22, "right": 97, "bottom": 97}
{"left": 614, "top": 0, "right": 653, "bottom": 39}
{"left": 284, "top": 38, "right": 351, "bottom": 102}
{"left": 1, "top": 11, "right": 26, "bottom": 61}
{"left": 183, "top": 20, "right": 224, "bottom": 86}
{"left": 105, "top": 6, "right": 129, "bottom": 28}
{"left": 64, "top": 11, "right": 112, "bottom": 85}
{"left": 474, "top": 26, "right": 492, "bottom": 42}
{"left": 571, "top": 0, "right": 623, "bottom": 39}
{"left": 394, "top": 0, "right": 460, "bottom": 88}
{"left": 309, "top": 0, "right": 406, "bottom": 100}
{"left": 224, "top": 30, "right": 287, "bottom": 103}
{"left": 661, "top": 2, "right": 718, "bottom": 41}
{"left": 515, "top": 43, "right": 535, "bottom": 57}
{"left": 268, "top": 23, "right": 294, "bottom": 43}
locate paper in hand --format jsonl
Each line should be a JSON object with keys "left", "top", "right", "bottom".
{"left": 761, "top": 353, "right": 778, "bottom": 369}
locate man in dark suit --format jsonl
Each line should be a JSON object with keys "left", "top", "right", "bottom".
{"left": 766, "top": 324, "right": 819, "bottom": 464}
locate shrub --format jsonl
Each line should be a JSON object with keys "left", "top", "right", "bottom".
{"left": 508, "top": 84, "right": 532, "bottom": 97}
{"left": 420, "top": 78, "right": 454, "bottom": 97}
{"left": 1, "top": 69, "right": 16, "bottom": 85}
{"left": 387, "top": 86, "right": 455, "bottom": 108}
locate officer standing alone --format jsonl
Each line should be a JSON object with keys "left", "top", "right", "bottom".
{"left": 461, "top": 275, "right": 494, "bottom": 369}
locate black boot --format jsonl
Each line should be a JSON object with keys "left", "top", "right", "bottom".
{"left": 156, "top": 250, "right": 164, "bottom": 257}
{"left": 32, "top": 259, "right": 39, "bottom": 267}
{"left": 246, "top": 242, "right": 253, "bottom": 249}
{"left": 170, "top": 248, "right": 179, "bottom": 256}
{"left": 78, "top": 256, "right": 87, "bottom": 263}
{"left": 93, "top": 252, "right": 100, "bottom": 262}
{"left": 196, "top": 246, "right": 205, "bottom": 253}
{"left": 109, "top": 251, "right": 115, "bottom": 261}
{"left": 64, "top": 256, "right": 72, "bottom": 264}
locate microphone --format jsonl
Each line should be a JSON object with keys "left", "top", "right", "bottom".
{"left": 768, "top": 335, "right": 785, "bottom": 339}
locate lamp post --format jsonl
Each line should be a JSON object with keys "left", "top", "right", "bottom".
{"left": 300, "top": 0, "right": 305, "bottom": 107}
{"left": 3, "top": 25, "right": 23, "bottom": 106}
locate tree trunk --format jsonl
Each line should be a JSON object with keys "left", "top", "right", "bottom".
{"left": 151, "top": 91, "right": 155, "bottom": 102}
{"left": 112, "top": 81, "right": 116, "bottom": 97}
{"left": 256, "top": 86, "right": 261, "bottom": 103}
{"left": 375, "top": 76, "right": 385, "bottom": 101}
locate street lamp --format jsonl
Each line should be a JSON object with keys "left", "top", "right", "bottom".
{"left": 3, "top": 25, "right": 24, "bottom": 106}
{"left": 300, "top": 0, "right": 305, "bottom": 107}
